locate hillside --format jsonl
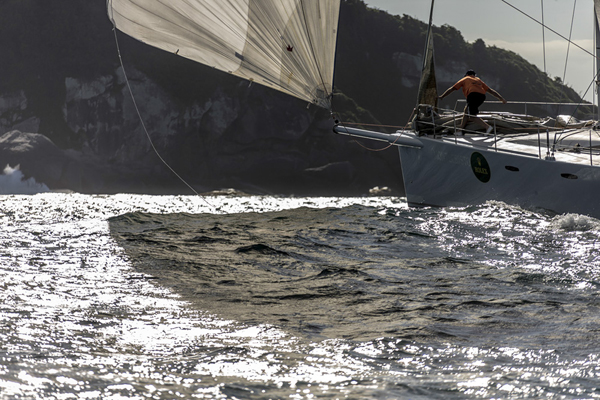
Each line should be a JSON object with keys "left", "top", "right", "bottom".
{"left": 335, "top": 0, "right": 589, "bottom": 125}
{"left": 0, "top": 0, "right": 589, "bottom": 195}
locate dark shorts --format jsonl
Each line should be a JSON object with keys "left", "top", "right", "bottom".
{"left": 466, "top": 92, "right": 486, "bottom": 116}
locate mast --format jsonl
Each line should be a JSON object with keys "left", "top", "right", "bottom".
{"left": 596, "top": 0, "right": 600, "bottom": 119}
{"left": 416, "top": 0, "right": 438, "bottom": 109}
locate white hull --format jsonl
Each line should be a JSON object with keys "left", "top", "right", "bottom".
{"left": 398, "top": 132, "right": 600, "bottom": 218}
{"left": 333, "top": 125, "right": 600, "bottom": 218}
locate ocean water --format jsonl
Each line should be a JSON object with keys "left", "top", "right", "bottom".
{"left": 1, "top": 193, "right": 600, "bottom": 399}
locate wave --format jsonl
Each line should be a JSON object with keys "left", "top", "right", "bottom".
{"left": 0, "top": 164, "right": 49, "bottom": 194}
{"left": 550, "top": 213, "right": 600, "bottom": 232}
{"left": 109, "top": 202, "right": 600, "bottom": 343}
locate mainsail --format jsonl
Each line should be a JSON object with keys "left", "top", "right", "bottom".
{"left": 107, "top": 0, "right": 340, "bottom": 109}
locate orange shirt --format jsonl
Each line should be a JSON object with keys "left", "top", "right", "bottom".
{"left": 453, "top": 76, "right": 489, "bottom": 97}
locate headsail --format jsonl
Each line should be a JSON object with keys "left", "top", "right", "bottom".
{"left": 416, "top": 0, "right": 438, "bottom": 108}
{"left": 107, "top": 0, "right": 340, "bottom": 109}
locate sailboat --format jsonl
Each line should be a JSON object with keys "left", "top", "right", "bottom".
{"left": 107, "top": 0, "right": 600, "bottom": 219}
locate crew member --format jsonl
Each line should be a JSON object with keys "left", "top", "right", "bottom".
{"left": 439, "top": 70, "right": 507, "bottom": 133}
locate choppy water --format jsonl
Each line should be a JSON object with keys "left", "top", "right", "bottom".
{"left": 1, "top": 193, "right": 600, "bottom": 399}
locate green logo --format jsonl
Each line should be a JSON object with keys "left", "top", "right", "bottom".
{"left": 471, "top": 152, "right": 490, "bottom": 183}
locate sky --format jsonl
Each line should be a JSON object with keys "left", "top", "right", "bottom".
{"left": 363, "top": 0, "right": 596, "bottom": 102}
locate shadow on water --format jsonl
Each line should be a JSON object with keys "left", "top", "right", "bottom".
{"left": 108, "top": 204, "right": 600, "bottom": 347}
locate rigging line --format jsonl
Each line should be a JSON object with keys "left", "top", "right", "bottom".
{"left": 337, "top": 111, "right": 415, "bottom": 152}
{"left": 340, "top": 124, "right": 406, "bottom": 152}
{"left": 352, "top": 137, "right": 395, "bottom": 152}
{"left": 596, "top": 7, "right": 599, "bottom": 121}
{"left": 335, "top": 121, "right": 410, "bottom": 129}
{"left": 502, "top": 0, "right": 596, "bottom": 144}
{"left": 109, "top": 6, "right": 214, "bottom": 208}
{"left": 556, "top": 0, "right": 578, "bottom": 118}
{"left": 556, "top": 67, "right": 600, "bottom": 142}
{"left": 500, "top": 0, "right": 597, "bottom": 60}
{"left": 562, "top": 0, "right": 577, "bottom": 84}
{"left": 541, "top": 0, "right": 547, "bottom": 74}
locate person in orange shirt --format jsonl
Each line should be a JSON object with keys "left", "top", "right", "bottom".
{"left": 439, "top": 70, "right": 507, "bottom": 133}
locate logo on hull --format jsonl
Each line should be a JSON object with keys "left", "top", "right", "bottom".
{"left": 471, "top": 152, "right": 491, "bottom": 183}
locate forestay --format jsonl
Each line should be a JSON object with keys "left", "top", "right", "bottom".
{"left": 107, "top": 0, "right": 340, "bottom": 109}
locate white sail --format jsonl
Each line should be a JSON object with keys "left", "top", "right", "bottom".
{"left": 107, "top": 0, "right": 340, "bottom": 109}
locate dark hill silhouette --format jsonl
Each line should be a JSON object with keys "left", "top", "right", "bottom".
{"left": 0, "top": 0, "right": 590, "bottom": 195}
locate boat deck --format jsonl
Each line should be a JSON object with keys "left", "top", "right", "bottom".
{"left": 414, "top": 110, "right": 600, "bottom": 167}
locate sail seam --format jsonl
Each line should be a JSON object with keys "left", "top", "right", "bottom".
{"left": 298, "top": 0, "right": 331, "bottom": 109}
{"left": 116, "top": 0, "right": 250, "bottom": 63}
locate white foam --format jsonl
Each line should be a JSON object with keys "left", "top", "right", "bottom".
{"left": 0, "top": 164, "right": 49, "bottom": 194}
{"left": 550, "top": 213, "right": 600, "bottom": 232}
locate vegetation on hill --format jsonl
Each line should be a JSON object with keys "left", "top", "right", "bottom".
{"left": 0, "top": 0, "right": 591, "bottom": 148}
{"left": 335, "top": 0, "right": 590, "bottom": 125}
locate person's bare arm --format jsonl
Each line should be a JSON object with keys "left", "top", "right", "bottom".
{"left": 488, "top": 88, "right": 507, "bottom": 104}
{"left": 439, "top": 87, "right": 457, "bottom": 99}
